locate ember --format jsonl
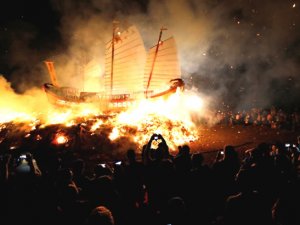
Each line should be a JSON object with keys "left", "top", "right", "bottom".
{"left": 54, "top": 133, "right": 68, "bottom": 145}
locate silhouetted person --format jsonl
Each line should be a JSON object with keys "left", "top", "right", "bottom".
{"left": 163, "top": 197, "right": 189, "bottom": 225}
{"left": 272, "top": 181, "right": 300, "bottom": 225}
{"left": 71, "top": 158, "right": 90, "bottom": 193}
{"left": 123, "top": 149, "right": 145, "bottom": 208}
{"left": 174, "top": 144, "right": 191, "bottom": 174}
{"left": 224, "top": 169, "right": 273, "bottom": 225}
{"left": 88, "top": 175, "right": 123, "bottom": 225}
{"left": 248, "top": 143, "right": 278, "bottom": 207}
{"left": 188, "top": 153, "right": 214, "bottom": 225}
{"left": 85, "top": 206, "right": 114, "bottom": 225}
{"left": 213, "top": 145, "right": 240, "bottom": 197}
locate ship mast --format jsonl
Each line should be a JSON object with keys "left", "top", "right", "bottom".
{"left": 146, "top": 27, "right": 167, "bottom": 98}
{"left": 110, "top": 21, "right": 119, "bottom": 96}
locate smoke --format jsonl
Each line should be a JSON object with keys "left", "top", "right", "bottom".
{"left": 2, "top": 0, "right": 300, "bottom": 110}
{"left": 0, "top": 75, "right": 52, "bottom": 123}
{"left": 140, "top": 0, "right": 300, "bottom": 110}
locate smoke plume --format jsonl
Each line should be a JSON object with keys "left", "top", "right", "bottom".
{"left": 1, "top": 0, "right": 300, "bottom": 110}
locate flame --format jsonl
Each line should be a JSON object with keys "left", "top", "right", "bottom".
{"left": 53, "top": 133, "right": 69, "bottom": 145}
{"left": 0, "top": 75, "right": 206, "bottom": 152}
{"left": 106, "top": 89, "right": 204, "bottom": 150}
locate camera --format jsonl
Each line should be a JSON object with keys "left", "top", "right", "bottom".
{"left": 220, "top": 151, "right": 224, "bottom": 155}
{"left": 154, "top": 136, "right": 158, "bottom": 140}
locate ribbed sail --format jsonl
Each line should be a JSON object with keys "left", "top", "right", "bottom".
{"left": 104, "top": 26, "right": 146, "bottom": 94}
{"left": 144, "top": 37, "right": 181, "bottom": 92}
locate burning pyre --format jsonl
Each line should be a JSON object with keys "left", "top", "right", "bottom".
{"left": 0, "top": 78, "right": 205, "bottom": 154}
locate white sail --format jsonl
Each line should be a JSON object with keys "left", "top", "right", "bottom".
{"left": 144, "top": 37, "right": 181, "bottom": 92}
{"left": 104, "top": 26, "right": 146, "bottom": 94}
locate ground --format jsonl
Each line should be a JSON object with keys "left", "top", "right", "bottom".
{"left": 1, "top": 122, "right": 299, "bottom": 175}
{"left": 190, "top": 124, "right": 299, "bottom": 164}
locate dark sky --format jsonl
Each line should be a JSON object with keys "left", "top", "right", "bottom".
{"left": 0, "top": 0, "right": 300, "bottom": 110}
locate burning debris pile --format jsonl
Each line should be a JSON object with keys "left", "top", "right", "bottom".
{"left": 0, "top": 78, "right": 205, "bottom": 155}
{"left": 0, "top": 22, "right": 208, "bottom": 155}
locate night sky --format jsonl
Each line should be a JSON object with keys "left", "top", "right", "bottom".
{"left": 0, "top": 0, "right": 299, "bottom": 110}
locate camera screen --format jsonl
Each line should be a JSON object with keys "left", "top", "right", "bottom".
{"left": 115, "top": 161, "right": 122, "bottom": 165}
{"left": 19, "top": 155, "right": 27, "bottom": 159}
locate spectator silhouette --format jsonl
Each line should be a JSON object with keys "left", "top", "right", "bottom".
{"left": 85, "top": 206, "right": 114, "bottom": 225}
{"left": 123, "top": 149, "right": 145, "bottom": 208}
{"left": 272, "top": 181, "right": 300, "bottom": 225}
{"left": 174, "top": 144, "right": 192, "bottom": 174}
{"left": 163, "top": 197, "right": 189, "bottom": 225}
{"left": 71, "top": 158, "right": 90, "bottom": 194}
{"left": 213, "top": 145, "right": 240, "bottom": 197}
{"left": 188, "top": 153, "right": 214, "bottom": 225}
{"left": 224, "top": 169, "right": 273, "bottom": 225}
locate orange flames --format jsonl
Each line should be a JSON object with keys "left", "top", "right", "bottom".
{"left": 0, "top": 76, "right": 205, "bottom": 151}
{"left": 53, "top": 133, "right": 69, "bottom": 145}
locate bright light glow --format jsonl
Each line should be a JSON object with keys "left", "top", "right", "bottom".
{"left": 54, "top": 133, "right": 68, "bottom": 145}
{"left": 90, "top": 119, "right": 103, "bottom": 131}
{"left": 109, "top": 127, "right": 119, "bottom": 141}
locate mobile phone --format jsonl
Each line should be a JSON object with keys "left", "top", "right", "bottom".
{"left": 220, "top": 151, "right": 224, "bottom": 155}
{"left": 100, "top": 163, "right": 106, "bottom": 168}
{"left": 285, "top": 143, "right": 290, "bottom": 148}
{"left": 115, "top": 161, "right": 122, "bottom": 166}
{"left": 154, "top": 136, "right": 158, "bottom": 140}
{"left": 19, "top": 155, "right": 27, "bottom": 159}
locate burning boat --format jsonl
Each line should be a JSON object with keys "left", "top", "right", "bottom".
{"left": 43, "top": 23, "right": 184, "bottom": 109}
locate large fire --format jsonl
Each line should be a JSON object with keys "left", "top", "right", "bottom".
{"left": 0, "top": 76, "right": 205, "bottom": 153}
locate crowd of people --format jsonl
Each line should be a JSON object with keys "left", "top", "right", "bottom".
{"left": 1, "top": 133, "right": 300, "bottom": 225}
{"left": 213, "top": 107, "right": 300, "bottom": 130}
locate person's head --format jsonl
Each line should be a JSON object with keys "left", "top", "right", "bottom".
{"left": 257, "top": 142, "right": 271, "bottom": 157}
{"left": 94, "top": 164, "right": 111, "bottom": 177}
{"left": 72, "top": 158, "right": 85, "bottom": 175}
{"left": 60, "top": 184, "right": 79, "bottom": 206}
{"left": 191, "top": 153, "right": 204, "bottom": 168}
{"left": 85, "top": 206, "right": 114, "bottom": 225}
{"left": 126, "top": 149, "right": 136, "bottom": 163}
{"left": 235, "top": 169, "right": 255, "bottom": 193}
{"left": 274, "top": 142, "right": 285, "bottom": 155}
{"left": 166, "top": 197, "right": 187, "bottom": 224}
{"left": 224, "top": 145, "right": 237, "bottom": 160}
{"left": 154, "top": 148, "right": 164, "bottom": 161}
{"left": 181, "top": 145, "right": 190, "bottom": 156}
{"left": 57, "top": 168, "right": 74, "bottom": 185}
